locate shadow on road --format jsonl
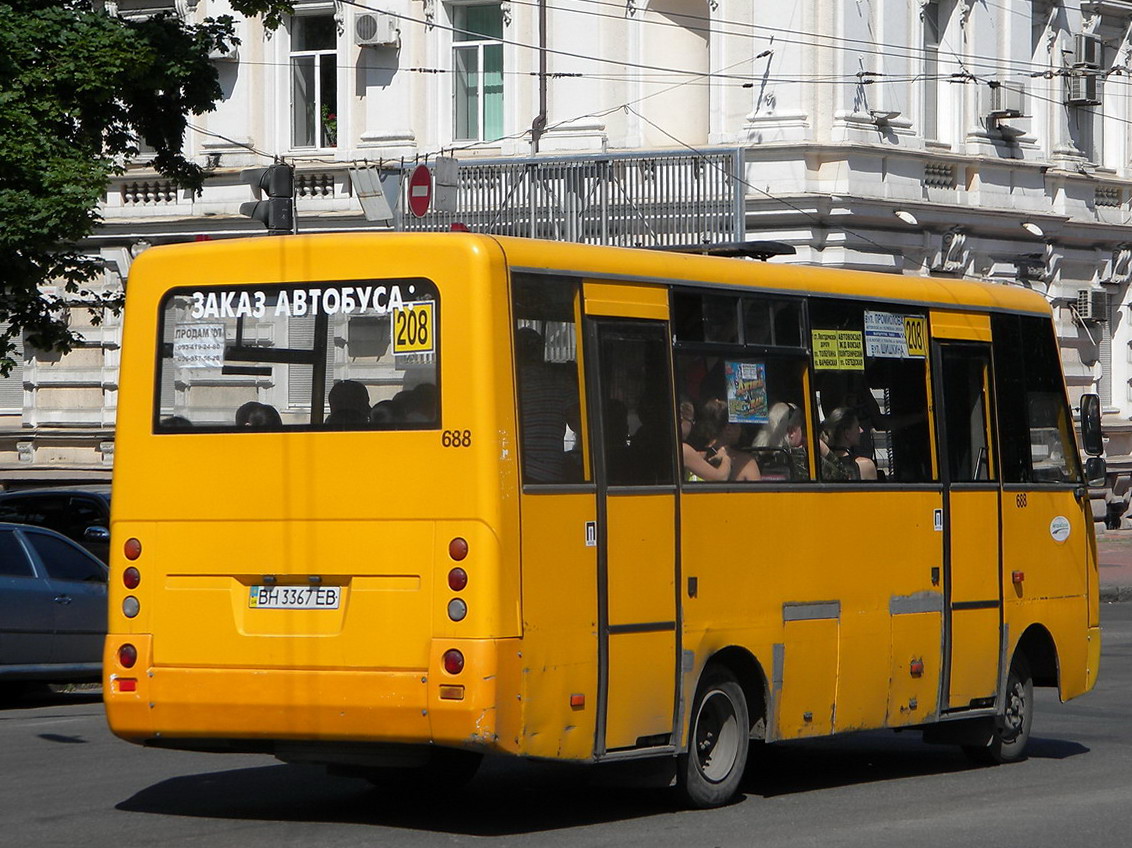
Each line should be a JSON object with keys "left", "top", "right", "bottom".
{"left": 0, "top": 683, "right": 103, "bottom": 711}
{"left": 115, "top": 729, "right": 1089, "bottom": 834}
{"left": 117, "top": 760, "right": 681, "bottom": 834}
{"left": 742, "top": 730, "right": 1089, "bottom": 798}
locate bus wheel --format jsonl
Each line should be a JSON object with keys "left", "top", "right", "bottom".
{"left": 677, "top": 667, "right": 749, "bottom": 808}
{"left": 964, "top": 654, "right": 1033, "bottom": 765}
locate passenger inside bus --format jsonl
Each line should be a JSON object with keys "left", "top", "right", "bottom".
{"left": 753, "top": 401, "right": 809, "bottom": 480}
{"left": 819, "top": 407, "right": 878, "bottom": 481}
{"left": 326, "top": 380, "right": 371, "bottom": 427}
{"left": 683, "top": 398, "right": 747, "bottom": 480}
{"left": 235, "top": 401, "right": 282, "bottom": 428}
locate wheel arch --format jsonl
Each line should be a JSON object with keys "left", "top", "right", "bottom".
{"left": 1013, "top": 623, "right": 1059, "bottom": 689}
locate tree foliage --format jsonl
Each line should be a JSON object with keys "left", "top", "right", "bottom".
{"left": 0, "top": 0, "right": 292, "bottom": 375}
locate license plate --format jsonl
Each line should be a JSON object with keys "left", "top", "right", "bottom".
{"left": 248, "top": 585, "right": 341, "bottom": 610}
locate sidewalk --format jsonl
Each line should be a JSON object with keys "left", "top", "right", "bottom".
{"left": 1096, "top": 529, "right": 1132, "bottom": 602}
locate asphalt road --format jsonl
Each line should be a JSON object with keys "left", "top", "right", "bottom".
{"left": 4, "top": 605, "right": 1131, "bottom": 848}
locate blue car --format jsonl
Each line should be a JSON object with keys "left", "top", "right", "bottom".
{"left": 0, "top": 523, "right": 107, "bottom": 685}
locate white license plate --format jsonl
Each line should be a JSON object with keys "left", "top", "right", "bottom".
{"left": 248, "top": 585, "right": 341, "bottom": 610}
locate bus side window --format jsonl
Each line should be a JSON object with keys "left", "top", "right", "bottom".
{"left": 512, "top": 274, "right": 587, "bottom": 485}
{"left": 992, "top": 314, "right": 1081, "bottom": 484}
{"left": 810, "top": 299, "right": 934, "bottom": 483}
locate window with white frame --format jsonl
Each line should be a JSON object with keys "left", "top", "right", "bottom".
{"left": 290, "top": 14, "right": 338, "bottom": 149}
{"left": 922, "top": 1, "right": 941, "bottom": 141}
{"left": 452, "top": 3, "right": 504, "bottom": 142}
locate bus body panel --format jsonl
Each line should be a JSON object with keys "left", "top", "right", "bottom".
{"left": 108, "top": 234, "right": 526, "bottom": 751}
{"left": 515, "top": 492, "right": 600, "bottom": 761}
{"left": 679, "top": 489, "right": 944, "bottom": 740}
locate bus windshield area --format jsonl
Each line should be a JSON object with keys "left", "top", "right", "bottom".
{"left": 154, "top": 279, "right": 439, "bottom": 431}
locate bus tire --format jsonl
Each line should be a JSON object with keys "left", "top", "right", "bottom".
{"left": 963, "top": 654, "right": 1034, "bottom": 765}
{"left": 676, "top": 667, "right": 749, "bottom": 808}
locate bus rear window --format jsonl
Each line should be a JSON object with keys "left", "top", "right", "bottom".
{"left": 155, "top": 279, "right": 439, "bottom": 431}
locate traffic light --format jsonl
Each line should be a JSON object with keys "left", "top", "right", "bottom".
{"left": 240, "top": 163, "right": 294, "bottom": 235}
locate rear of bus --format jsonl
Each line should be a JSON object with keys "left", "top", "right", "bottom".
{"left": 104, "top": 233, "right": 527, "bottom": 766}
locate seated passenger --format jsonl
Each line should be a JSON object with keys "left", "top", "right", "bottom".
{"left": 236, "top": 401, "right": 281, "bottom": 428}
{"left": 682, "top": 399, "right": 733, "bottom": 482}
{"left": 719, "top": 420, "right": 761, "bottom": 482}
{"left": 754, "top": 402, "right": 808, "bottom": 480}
{"left": 326, "top": 380, "right": 371, "bottom": 427}
{"left": 819, "top": 406, "right": 878, "bottom": 481}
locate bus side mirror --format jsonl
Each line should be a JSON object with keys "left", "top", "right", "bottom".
{"left": 1086, "top": 456, "right": 1107, "bottom": 487}
{"left": 1080, "top": 393, "right": 1103, "bottom": 456}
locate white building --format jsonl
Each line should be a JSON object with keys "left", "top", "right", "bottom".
{"left": 5, "top": 0, "right": 1132, "bottom": 517}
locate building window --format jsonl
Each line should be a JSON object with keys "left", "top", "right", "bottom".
{"left": 291, "top": 14, "right": 338, "bottom": 149}
{"left": 452, "top": 3, "right": 504, "bottom": 141}
{"left": 922, "top": 1, "right": 941, "bottom": 140}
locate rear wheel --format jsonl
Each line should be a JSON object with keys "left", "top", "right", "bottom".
{"left": 676, "top": 667, "right": 749, "bottom": 808}
{"left": 964, "top": 654, "right": 1033, "bottom": 765}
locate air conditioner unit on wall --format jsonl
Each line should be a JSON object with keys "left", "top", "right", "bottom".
{"left": 355, "top": 12, "right": 400, "bottom": 47}
{"left": 1067, "top": 72, "right": 1101, "bottom": 106}
{"left": 1075, "top": 32, "right": 1104, "bottom": 68}
{"left": 989, "top": 82, "right": 1026, "bottom": 118}
{"left": 1077, "top": 289, "right": 1109, "bottom": 322}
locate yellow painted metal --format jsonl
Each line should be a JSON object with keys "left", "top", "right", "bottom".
{"left": 606, "top": 630, "right": 678, "bottom": 748}
{"left": 582, "top": 281, "right": 670, "bottom": 320}
{"left": 778, "top": 618, "right": 838, "bottom": 738}
{"left": 603, "top": 493, "right": 678, "bottom": 750}
{"left": 1001, "top": 488, "right": 1094, "bottom": 701}
{"left": 947, "top": 491, "right": 1002, "bottom": 707}
{"left": 516, "top": 492, "right": 599, "bottom": 760}
{"left": 680, "top": 489, "right": 944, "bottom": 739}
{"left": 930, "top": 310, "right": 992, "bottom": 342}
{"left": 888, "top": 611, "right": 942, "bottom": 726}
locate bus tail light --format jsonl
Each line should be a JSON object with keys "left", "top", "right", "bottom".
{"left": 118, "top": 643, "right": 138, "bottom": 669}
{"left": 123, "top": 567, "right": 140, "bottom": 590}
{"left": 116, "top": 679, "right": 137, "bottom": 693}
{"left": 124, "top": 538, "right": 142, "bottom": 561}
{"left": 442, "top": 649, "right": 464, "bottom": 675}
{"left": 448, "top": 567, "right": 468, "bottom": 591}
{"left": 448, "top": 537, "right": 468, "bottom": 561}
{"left": 122, "top": 596, "right": 140, "bottom": 618}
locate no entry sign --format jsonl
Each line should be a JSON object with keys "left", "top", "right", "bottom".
{"left": 408, "top": 165, "right": 432, "bottom": 218}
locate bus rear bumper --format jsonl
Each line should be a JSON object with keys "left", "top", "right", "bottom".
{"left": 103, "top": 635, "right": 517, "bottom": 754}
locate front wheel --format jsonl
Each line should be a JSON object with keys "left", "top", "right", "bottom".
{"left": 676, "top": 667, "right": 749, "bottom": 808}
{"left": 964, "top": 654, "right": 1034, "bottom": 765}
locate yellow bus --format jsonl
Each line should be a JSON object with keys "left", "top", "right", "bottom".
{"left": 104, "top": 233, "right": 1102, "bottom": 808}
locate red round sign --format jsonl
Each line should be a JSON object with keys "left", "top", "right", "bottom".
{"left": 408, "top": 164, "right": 432, "bottom": 218}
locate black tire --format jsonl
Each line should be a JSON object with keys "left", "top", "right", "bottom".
{"left": 963, "top": 654, "right": 1034, "bottom": 765}
{"left": 676, "top": 667, "right": 749, "bottom": 809}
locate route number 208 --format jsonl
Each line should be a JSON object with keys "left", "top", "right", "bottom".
{"left": 442, "top": 429, "right": 472, "bottom": 447}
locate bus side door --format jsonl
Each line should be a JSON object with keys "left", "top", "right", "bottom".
{"left": 932, "top": 328, "right": 1002, "bottom": 710}
{"left": 585, "top": 299, "right": 680, "bottom": 755}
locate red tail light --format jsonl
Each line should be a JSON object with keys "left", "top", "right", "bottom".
{"left": 118, "top": 644, "right": 138, "bottom": 669}
{"left": 442, "top": 649, "right": 464, "bottom": 675}
{"left": 123, "top": 567, "right": 140, "bottom": 590}
{"left": 448, "top": 567, "right": 468, "bottom": 591}
{"left": 448, "top": 537, "right": 468, "bottom": 561}
{"left": 124, "top": 538, "right": 142, "bottom": 561}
